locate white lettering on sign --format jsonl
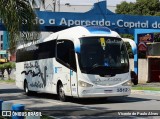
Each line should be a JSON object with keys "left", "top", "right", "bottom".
{"left": 59, "top": 18, "right": 110, "bottom": 27}
{"left": 60, "top": 18, "right": 67, "bottom": 25}
{"left": 49, "top": 19, "right": 55, "bottom": 24}
{"left": 39, "top": 19, "right": 45, "bottom": 24}
{"left": 152, "top": 21, "right": 160, "bottom": 28}
{"left": 31, "top": 18, "right": 160, "bottom": 29}
{"left": 117, "top": 19, "right": 149, "bottom": 28}
{"left": 33, "top": 18, "right": 45, "bottom": 25}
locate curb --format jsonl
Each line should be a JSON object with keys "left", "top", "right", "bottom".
{"left": 131, "top": 90, "right": 160, "bottom": 95}
{"left": 0, "top": 82, "right": 15, "bottom": 85}
{"left": 0, "top": 81, "right": 15, "bottom": 84}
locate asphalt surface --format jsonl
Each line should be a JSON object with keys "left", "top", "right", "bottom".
{"left": 1, "top": 82, "right": 160, "bottom": 119}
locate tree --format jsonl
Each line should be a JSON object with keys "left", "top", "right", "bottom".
{"left": 116, "top": 0, "right": 160, "bottom": 58}
{"left": 0, "top": 0, "right": 40, "bottom": 53}
{"left": 0, "top": 62, "right": 15, "bottom": 80}
{"left": 0, "top": 64, "right": 5, "bottom": 79}
{"left": 154, "top": 33, "right": 160, "bottom": 42}
{"left": 121, "top": 34, "right": 134, "bottom": 58}
{"left": 4, "top": 62, "right": 15, "bottom": 79}
{"left": 116, "top": 0, "right": 160, "bottom": 16}
{"left": 115, "top": 1, "right": 135, "bottom": 15}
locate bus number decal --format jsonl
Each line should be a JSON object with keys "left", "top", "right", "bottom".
{"left": 117, "top": 88, "right": 129, "bottom": 92}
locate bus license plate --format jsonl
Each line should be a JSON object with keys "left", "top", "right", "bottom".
{"left": 117, "top": 88, "right": 129, "bottom": 92}
{"left": 104, "top": 90, "right": 113, "bottom": 93}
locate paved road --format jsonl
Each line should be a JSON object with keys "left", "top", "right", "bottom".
{"left": 0, "top": 83, "right": 160, "bottom": 119}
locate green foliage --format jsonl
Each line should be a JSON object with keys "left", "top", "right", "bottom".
{"left": 0, "top": 63, "right": 5, "bottom": 78}
{"left": 0, "top": 78, "right": 15, "bottom": 83}
{"left": 3, "top": 62, "right": 15, "bottom": 69}
{"left": 0, "top": 62, "right": 14, "bottom": 69}
{"left": 120, "top": 34, "right": 134, "bottom": 58}
{"left": 132, "top": 86, "right": 160, "bottom": 91}
{"left": 124, "top": 42, "right": 134, "bottom": 58}
{"left": 120, "top": 34, "right": 133, "bottom": 39}
{"left": 116, "top": 0, "right": 160, "bottom": 16}
{"left": 0, "top": 64, "right": 5, "bottom": 70}
{"left": 0, "top": 0, "right": 40, "bottom": 53}
{"left": 154, "top": 33, "right": 160, "bottom": 42}
{"left": 116, "top": 0, "right": 160, "bottom": 58}
{"left": 0, "top": 62, "right": 15, "bottom": 79}
{"left": 116, "top": 2, "right": 135, "bottom": 15}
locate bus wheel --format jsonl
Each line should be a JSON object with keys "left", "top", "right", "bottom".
{"left": 24, "top": 81, "right": 31, "bottom": 96}
{"left": 58, "top": 83, "right": 67, "bottom": 102}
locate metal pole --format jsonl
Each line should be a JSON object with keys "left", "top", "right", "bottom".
{"left": 53, "top": 0, "right": 56, "bottom": 12}
{"left": 58, "top": 0, "right": 60, "bottom": 12}
{"left": 134, "top": 30, "right": 138, "bottom": 78}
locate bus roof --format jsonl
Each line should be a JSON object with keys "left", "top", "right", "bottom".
{"left": 45, "top": 26, "right": 121, "bottom": 41}
{"left": 17, "top": 26, "right": 121, "bottom": 49}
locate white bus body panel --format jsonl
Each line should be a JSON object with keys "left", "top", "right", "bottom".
{"left": 16, "top": 58, "right": 78, "bottom": 96}
{"left": 16, "top": 59, "right": 55, "bottom": 93}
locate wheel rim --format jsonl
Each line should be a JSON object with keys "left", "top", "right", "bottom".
{"left": 59, "top": 85, "right": 65, "bottom": 101}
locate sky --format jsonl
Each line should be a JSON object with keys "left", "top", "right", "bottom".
{"left": 60, "top": 0, "right": 136, "bottom": 6}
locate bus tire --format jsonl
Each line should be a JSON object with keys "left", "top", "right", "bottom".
{"left": 58, "top": 83, "right": 67, "bottom": 102}
{"left": 24, "top": 81, "right": 31, "bottom": 96}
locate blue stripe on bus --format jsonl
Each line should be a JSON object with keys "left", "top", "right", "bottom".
{"left": 85, "top": 26, "right": 111, "bottom": 34}
{"left": 55, "top": 67, "right": 57, "bottom": 73}
{"left": 74, "top": 39, "right": 81, "bottom": 53}
{"left": 70, "top": 70, "right": 73, "bottom": 76}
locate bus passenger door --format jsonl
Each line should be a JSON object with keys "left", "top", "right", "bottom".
{"left": 69, "top": 48, "right": 78, "bottom": 97}
{"left": 56, "top": 39, "right": 78, "bottom": 97}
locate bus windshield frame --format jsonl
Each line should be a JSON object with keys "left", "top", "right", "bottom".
{"left": 77, "top": 36, "right": 129, "bottom": 76}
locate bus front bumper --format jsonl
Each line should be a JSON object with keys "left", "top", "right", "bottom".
{"left": 78, "top": 86, "right": 131, "bottom": 98}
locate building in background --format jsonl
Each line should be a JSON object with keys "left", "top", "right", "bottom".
{"left": 29, "top": 0, "right": 103, "bottom": 12}
{"left": 0, "top": 31, "right": 3, "bottom": 52}
{"left": 29, "top": 0, "right": 120, "bottom": 13}
{"left": 0, "top": 31, "right": 8, "bottom": 63}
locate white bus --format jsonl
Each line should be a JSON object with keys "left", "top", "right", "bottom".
{"left": 16, "top": 26, "right": 136, "bottom": 101}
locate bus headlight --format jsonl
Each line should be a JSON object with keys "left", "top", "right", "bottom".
{"left": 122, "top": 80, "right": 131, "bottom": 86}
{"left": 78, "top": 80, "right": 93, "bottom": 87}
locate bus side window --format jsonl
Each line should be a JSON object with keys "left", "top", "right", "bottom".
{"left": 16, "top": 40, "right": 56, "bottom": 62}
{"left": 56, "top": 40, "right": 77, "bottom": 71}
{"left": 38, "top": 40, "right": 56, "bottom": 59}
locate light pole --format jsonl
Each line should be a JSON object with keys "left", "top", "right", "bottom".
{"left": 58, "top": 0, "right": 60, "bottom": 12}
{"left": 53, "top": 0, "right": 56, "bottom": 12}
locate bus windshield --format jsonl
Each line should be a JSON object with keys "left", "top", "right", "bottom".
{"left": 78, "top": 37, "right": 129, "bottom": 75}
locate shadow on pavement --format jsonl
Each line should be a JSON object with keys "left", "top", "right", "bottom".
{"left": 0, "top": 88, "right": 23, "bottom": 94}
{"left": 27, "top": 92, "right": 151, "bottom": 105}
{"left": 27, "top": 104, "right": 159, "bottom": 117}
{"left": 27, "top": 104, "right": 111, "bottom": 117}
{"left": 0, "top": 87, "right": 152, "bottom": 105}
